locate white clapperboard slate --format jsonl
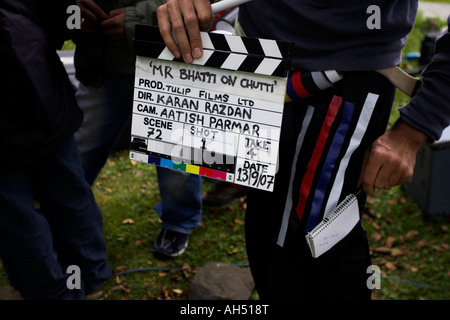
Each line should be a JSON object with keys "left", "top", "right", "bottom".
{"left": 130, "top": 25, "right": 291, "bottom": 192}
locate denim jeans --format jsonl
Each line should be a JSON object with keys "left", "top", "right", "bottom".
{"left": 74, "top": 73, "right": 135, "bottom": 185}
{"left": 74, "top": 73, "right": 203, "bottom": 234}
{"left": 155, "top": 167, "right": 202, "bottom": 234}
{"left": 0, "top": 137, "right": 111, "bottom": 299}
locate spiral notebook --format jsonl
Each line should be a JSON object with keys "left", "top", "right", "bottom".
{"left": 305, "top": 193, "right": 360, "bottom": 258}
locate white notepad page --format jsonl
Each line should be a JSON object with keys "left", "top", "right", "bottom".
{"left": 305, "top": 193, "right": 360, "bottom": 258}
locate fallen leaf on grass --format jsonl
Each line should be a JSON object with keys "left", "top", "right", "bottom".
{"left": 372, "top": 246, "right": 392, "bottom": 254}
{"left": 240, "top": 197, "right": 247, "bottom": 210}
{"left": 405, "top": 230, "right": 419, "bottom": 241}
{"left": 115, "top": 265, "right": 128, "bottom": 273}
{"left": 371, "top": 231, "right": 383, "bottom": 242}
{"left": 415, "top": 240, "right": 430, "bottom": 249}
{"left": 390, "top": 248, "right": 406, "bottom": 257}
{"left": 182, "top": 263, "right": 192, "bottom": 278}
{"left": 122, "top": 218, "right": 135, "bottom": 224}
{"left": 161, "top": 285, "right": 171, "bottom": 300}
{"left": 384, "top": 217, "right": 393, "bottom": 224}
{"left": 372, "top": 222, "right": 381, "bottom": 230}
{"left": 102, "top": 285, "right": 131, "bottom": 300}
{"left": 171, "top": 271, "right": 183, "bottom": 282}
{"left": 385, "top": 236, "right": 396, "bottom": 248}
{"left": 173, "top": 289, "right": 183, "bottom": 295}
{"left": 134, "top": 239, "right": 146, "bottom": 246}
{"left": 403, "top": 263, "right": 419, "bottom": 272}
{"left": 433, "top": 244, "right": 449, "bottom": 252}
{"left": 410, "top": 266, "right": 419, "bottom": 272}
{"left": 121, "top": 285, "right": 131, "bottom": 293}
{"left": 144, "top": 279, "right": 153, "bottom": 287}
{"left": 385, "top": 262, "right": 397, "bottom": 271}
{"left": 386, "top": 196, "right": 407, "bottom": 205}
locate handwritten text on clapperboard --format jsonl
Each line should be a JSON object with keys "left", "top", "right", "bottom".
{"left": 130, "top": 27, "right": 289, "bottom": 192}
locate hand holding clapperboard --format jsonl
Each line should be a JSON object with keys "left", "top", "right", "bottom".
{"left": 130, "top": 0, "right": 290, "bottom": 193}
{"left": 129, "top": 0, "right": 372, "bottom": 258}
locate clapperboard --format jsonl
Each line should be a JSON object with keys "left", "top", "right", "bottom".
{"left": 130, "top": 25, "right": 291, "bottom": 191}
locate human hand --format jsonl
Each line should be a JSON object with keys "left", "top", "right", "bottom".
{"left": 78, "top": 0, "right": 109, "bottom": 33}
{"left": 358, "top": 120, "right": 427, "bottom": 194}
{"left": 157, "top": 0, "right": 213, "bottom": 63}
{"left": 102, "top": 8, "right": 126, "bottom": 46}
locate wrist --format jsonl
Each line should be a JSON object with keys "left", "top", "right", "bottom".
{"left": 391, "top": 119, "right": 428, "bottom": 151}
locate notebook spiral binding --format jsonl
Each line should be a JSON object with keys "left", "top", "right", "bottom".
{"left": 309, "top": 194, "right": 357, "bottom": 238}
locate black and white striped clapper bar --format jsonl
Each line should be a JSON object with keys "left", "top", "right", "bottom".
{"left": 133, "top": 25, "right": 291, "bottom": 78}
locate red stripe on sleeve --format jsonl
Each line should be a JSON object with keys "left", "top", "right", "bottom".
{"left": 292, "top": 71, "right": 312, "bottom": 99}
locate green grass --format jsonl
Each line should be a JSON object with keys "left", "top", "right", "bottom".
{"left": 61, "top": 40, "right": 76, "bottom": 51}
{"left": 91, "top": 156, "right": 250, "bottom": 300}
{"left": 0, "top": 10, "right": 448, "bottom": 301}
{"left": 88, "top": 151, "right": 449, "bottom": 301}
{"left": 363, "top": 188, "right": 449, "bottom": 300}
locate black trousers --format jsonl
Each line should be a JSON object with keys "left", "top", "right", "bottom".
{"left": 245, "top": 71, "right": 396, "bottom": 300}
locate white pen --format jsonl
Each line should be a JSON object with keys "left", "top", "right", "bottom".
{"left": 211, "top": 0, "right": 253, "bottom": 15}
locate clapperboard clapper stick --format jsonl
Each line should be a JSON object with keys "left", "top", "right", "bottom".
{"left": 211, "top": 0, "right": 252, "bottom": 15}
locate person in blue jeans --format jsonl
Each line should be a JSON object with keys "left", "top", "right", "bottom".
{"left": 0, "top": 0, "right": 111, "bottom": 299}
{"left": 74, "top": 0, "right": 202, "bottom": 258}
